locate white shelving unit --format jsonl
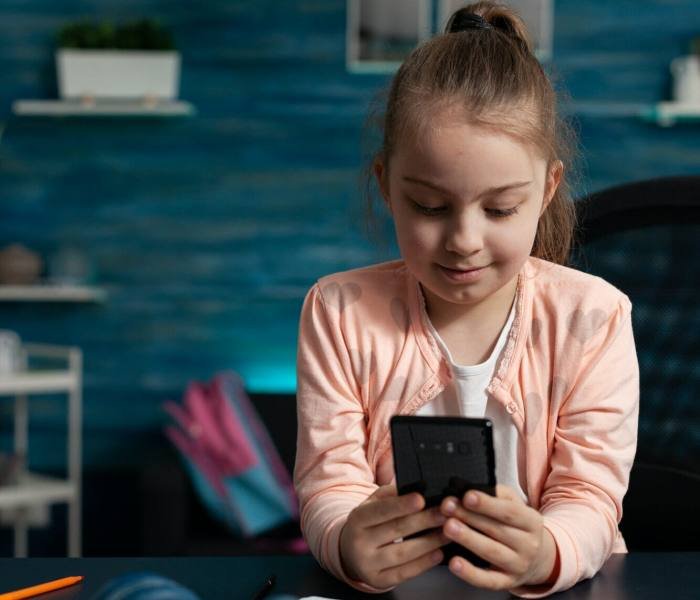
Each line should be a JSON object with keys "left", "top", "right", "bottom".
{"left": 12, "top": 98, "right": 195, "bottom": 117}
{"left": 0, "top": 285, "right": 107, "bottom": 303}
{"left": 0, "top": 344, "right": 82, "bottom": 557}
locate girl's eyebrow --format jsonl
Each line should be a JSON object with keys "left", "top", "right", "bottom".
{"left": 402, "top": 176, "right": 532, "bottom": 198}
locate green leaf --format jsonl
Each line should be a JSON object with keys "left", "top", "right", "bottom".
{"left": 57, "top": 18, "right": 175, "bottom": 50}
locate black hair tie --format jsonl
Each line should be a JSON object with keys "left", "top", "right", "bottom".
{"left": 448, "top": 12, "right": 494, "bottom": 33}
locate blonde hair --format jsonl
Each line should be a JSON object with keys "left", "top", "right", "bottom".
{"left": 364, "top": 1, "right": 578, "bottom": 265}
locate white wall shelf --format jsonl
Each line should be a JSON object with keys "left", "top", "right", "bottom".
{"left": 0, "top": 343, "right": 82, "bottom": 557}
{"left": 559, "top": 101, "right": 700, "bottom": 125}
{"left": 640, "top": 102, "right": 700, "bottom": 126}
{"left": 0, "top": 285, "right": 107, "bottom": 303}
{"left": 12, "top": 99, "right": 196, "bottom": 117}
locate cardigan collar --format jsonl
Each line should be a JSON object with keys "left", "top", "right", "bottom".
{"left": 405, "top": 257, "right": 537, "bottom": 396}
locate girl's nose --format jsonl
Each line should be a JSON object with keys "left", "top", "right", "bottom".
{"left": 444, "top": 214, "right": 484, "bottom": 256}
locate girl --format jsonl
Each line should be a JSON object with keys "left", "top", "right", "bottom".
{"left": 294, "top": 2, "right": 639, "bottom": 597}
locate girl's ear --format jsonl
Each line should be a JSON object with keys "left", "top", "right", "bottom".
{"left": 373, "top": 158, "right": 392, "bottom": 213}
{"left": 541, "top": 160, "right": 563, "bottom": 216}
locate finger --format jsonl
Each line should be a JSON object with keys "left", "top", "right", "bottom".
{"left": 357, "top": 491, "right": 424, "bottom": 528}
{"left": 441, "top": 497, "right": 526, "bottom": 549}
{"left": 377, "top": 528, "right": 448, "bottom": 571}
{"left": 443, "top": 517, "right": 520, "bottom": 573}
{"left": 372, "top": 506, "right": 447, "bottom": 546}
{"left": 448, "top": 555, "right": 516, "bottom": 591}
{"left": 458, "top": 490, "right": 537, "bottom": 532}
{"left": 376, "top": 541, "right": 445, "bottom": 588}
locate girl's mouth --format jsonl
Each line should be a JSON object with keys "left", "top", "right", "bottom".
{"left": 439, "top": 264, "right": 489, "bottom": 283}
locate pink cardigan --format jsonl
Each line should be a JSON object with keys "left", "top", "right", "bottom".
{"left": 294, "top": 257, "right": 639, "bottom": 597}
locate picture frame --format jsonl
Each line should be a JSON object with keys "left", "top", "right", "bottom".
{"left": 346, "top": 0, "right": 432, "bottom": 73}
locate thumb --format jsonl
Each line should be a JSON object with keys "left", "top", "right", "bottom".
{"left": 495, "top": 484, "right": 520, "bottom": 502}
{"left": 368, "top": 483, "right": 397, "bottom": 501}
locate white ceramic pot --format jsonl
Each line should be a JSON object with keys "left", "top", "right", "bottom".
{"left": 671, "top": 55, "right": 700, "bottom": 104}
{"left": 56, "top": 49, "right": 181, "bottom": 100}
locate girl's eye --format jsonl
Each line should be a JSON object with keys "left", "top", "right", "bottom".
{"left": 486, "top": 206, "right": 519, "bottom": 218}
{"left": 409, "top": 199, "right": 520, "bottom": 218}
{"left": 410, "top": 200, "right": 445, "bottom": 216}
{"left": 412, "top": 202, "right": 518, "bottom": 219}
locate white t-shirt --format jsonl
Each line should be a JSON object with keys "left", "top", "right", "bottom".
{"left": 417, "top": 301, "right": 528, "bottom": 503}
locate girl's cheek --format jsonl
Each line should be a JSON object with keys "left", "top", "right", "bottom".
{"left": 407, "top": 225, "right": 437, "bottom": 247}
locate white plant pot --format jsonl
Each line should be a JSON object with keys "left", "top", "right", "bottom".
{"left": 671, "top": 55, "right": 700, "bottom": 104}
{"left": 56, "top": 49, "right": 181, "bottom": 100}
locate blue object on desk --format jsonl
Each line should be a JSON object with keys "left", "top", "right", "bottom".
{"left": 90, "top": 572, "right": 201, "bottom": 600}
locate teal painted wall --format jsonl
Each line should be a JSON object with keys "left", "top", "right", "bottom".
{"left": 0, "top": 1, "right": 698, "bottom": 469}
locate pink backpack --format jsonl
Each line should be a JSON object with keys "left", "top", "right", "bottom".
{"left": 163, "top": 371, "right": 306, "bottom": 552}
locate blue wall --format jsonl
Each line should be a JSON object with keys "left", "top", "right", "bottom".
{"left": 1, "top": 0, "right": 699, "bottom": 470}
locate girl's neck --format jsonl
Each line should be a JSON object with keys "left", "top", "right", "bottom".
{"left": 422, "top": 275, "right": 518, "bottom": 334}
{"left": 422, "top": 275, "right": 518, "bottom": 366}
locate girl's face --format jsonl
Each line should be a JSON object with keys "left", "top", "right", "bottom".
{"left": 375, "top": 109, "right": 562, "bottom": 322}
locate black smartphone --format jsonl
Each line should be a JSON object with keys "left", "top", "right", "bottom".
{"left": 390, "top": 415, "right": 496, "bottom": 568}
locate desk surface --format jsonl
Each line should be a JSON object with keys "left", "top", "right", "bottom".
{"left": 0, "top": 553, "right": 698, "bottom": 599}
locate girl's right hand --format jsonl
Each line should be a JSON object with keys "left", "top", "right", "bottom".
{"left": 339, "top": 483, "right": 450, "bottom": 588}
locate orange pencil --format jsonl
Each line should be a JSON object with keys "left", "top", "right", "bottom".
{"left": 0, "top": 576, "right": 84, "bottom": 600}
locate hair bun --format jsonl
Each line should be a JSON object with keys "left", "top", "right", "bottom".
{"left": 445, "top": 2, "right": 532, "bottom": 53}
{"left": 446, "top": 11, "right": 493, "bottom": 33}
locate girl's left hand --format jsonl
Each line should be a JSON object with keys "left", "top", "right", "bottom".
{"left": 439, "top": 484, "right": 559, "bottom": 590}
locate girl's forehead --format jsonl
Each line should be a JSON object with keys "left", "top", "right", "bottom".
{"left": 392, "top": 100, "right": 547, "bottom": 163}
{"left": 394, "top": 119, "right": 542, "bottom": 176}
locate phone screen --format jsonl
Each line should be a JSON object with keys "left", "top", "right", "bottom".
{"left": 390, "top": 415, "right": 496, "bottom": 568}
{"left": 391, "top": 415, "right": 496, "bottom": 505}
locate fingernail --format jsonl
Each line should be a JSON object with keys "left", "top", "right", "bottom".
{"left": 444, "top": 499, "right": 457, "bottom": 514}
{"left": 465, "top": 492, "right": 478, "bottom": 506}
{"left": 431, "top": 550, "right": 443, "bottom": 563}
{"left": 451, "top": 558, "right": 463, "bottom": 573}
{"left": 446, "top": 520, "right": 462, "bottom": 535}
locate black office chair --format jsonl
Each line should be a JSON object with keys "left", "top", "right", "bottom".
{"left": 570, "top": 176, "right": 700, "bottom": 551}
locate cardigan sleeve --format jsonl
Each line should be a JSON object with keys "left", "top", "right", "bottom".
{"left": 294, "top": 283, "right": 395, "bottom": 594}
{"left": 513, "top": 295, "right": 639, "bottom": 598}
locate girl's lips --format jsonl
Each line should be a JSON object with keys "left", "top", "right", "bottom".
{"left": 439, "top": 264, "right": 489, "bottom": 282}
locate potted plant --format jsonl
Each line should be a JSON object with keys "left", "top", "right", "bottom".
{"left": 691, "top": 35, "right": 700, "bottom": 57}
{"left": 56, "top": 19, "right": 180, "bottom": 102}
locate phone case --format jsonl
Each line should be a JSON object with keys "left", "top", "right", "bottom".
{"left": 390, "top": 415, "right": 496, "bottom": 568}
